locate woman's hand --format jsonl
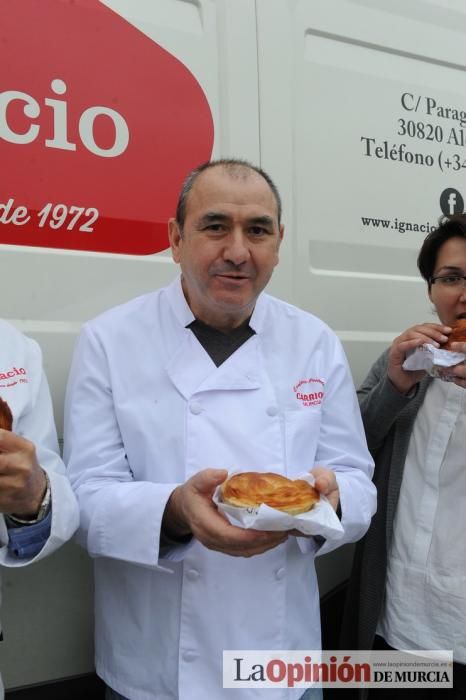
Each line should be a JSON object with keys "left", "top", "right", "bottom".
{"left": 387, "top": 323, "right": 451, "bottom": 394}
{"left": 440, "top": 340, "right": 466, "bottom": 389}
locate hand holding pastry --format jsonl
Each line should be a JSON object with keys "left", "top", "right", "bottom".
{"left": 441, "top": 319, "right": 466, "bottom": 387}
{"left": 311, "top": 466, "right": 339, "bottom": 512}
{"left": 219, "top": 468, "right": 341, "bottom": 541}
{"left": 388, "top": 323, "right": 451, "bottom": 394}
{"left": 0, "top": 428, "right": 48, "bottom": 517}
{"left": 162, "top": 468, "right": 288, "bottom": 558}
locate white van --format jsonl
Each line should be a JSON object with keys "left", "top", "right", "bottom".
{"left": 1, "top": 0, "right": 464, "bottom": 692}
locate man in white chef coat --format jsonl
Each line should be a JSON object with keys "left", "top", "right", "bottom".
{"left": 64, "top": 159, "right": 376, "bottom": 700}
{"left": 0, "top": 320, "right": 79, "bottom": 698}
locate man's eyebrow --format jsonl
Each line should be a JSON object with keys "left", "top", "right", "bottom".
{"left": 247, "top": 215, "right": 275, "bottom": 227}
{"left": 197, "top": 212, "right": 231, "bottom": 226}
{"left": 196, "top": 212, "right": 277, "bottom": 228}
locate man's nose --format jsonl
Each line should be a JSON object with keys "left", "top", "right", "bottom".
{"left": 223, "top": 229, "right": 250, "bottom": 265}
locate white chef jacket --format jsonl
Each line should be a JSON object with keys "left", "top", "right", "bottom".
{"left": 378, "top": 378, "right": 466, "bottom": 661}
{"left": 0, "top": 320, "right": 79, "bottom": 698}
{"left": 64, "top": 276, "right": 376, "bottom": 700}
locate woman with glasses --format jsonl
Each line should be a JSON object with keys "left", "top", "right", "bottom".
{"left": 341, "top": 215, "right": 466, "bottom": 699}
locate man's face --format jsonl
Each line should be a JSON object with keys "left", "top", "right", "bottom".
{"left": 169, "top": 166, "right": 284, "bottom": 330}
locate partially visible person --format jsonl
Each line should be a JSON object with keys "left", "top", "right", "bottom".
{"left": 64, "top": 158, "right": 376, "bottom": 700}
{"left": 0, "top": 319, "right": 79, "bottom": 697}
{"left": 341, "top": 215, "right": 466, "bottom": 699}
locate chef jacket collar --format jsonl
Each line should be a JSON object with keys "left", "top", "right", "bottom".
{"left": 166, "top": 274, "right": 268, "bottom": 335}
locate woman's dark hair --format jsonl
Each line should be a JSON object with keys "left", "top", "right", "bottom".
{"left": 417, "top": 214, "right": 466, "bottom": 288}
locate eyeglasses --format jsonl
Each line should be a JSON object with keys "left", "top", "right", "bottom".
{"left": 430, "top": 274, "right": 466, "bottom": 289}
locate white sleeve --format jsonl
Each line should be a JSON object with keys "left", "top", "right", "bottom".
{"left": 0, "top": 349, "right": 79, "bottom": 567}
{"left": 64, "top": 324, "right": 175, "bottom": 571}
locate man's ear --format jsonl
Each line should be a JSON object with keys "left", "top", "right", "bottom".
{"left": 168, "top": 218, "right": 182, "bottom": 263}
{"left": 272, "top": 224, "right": 284, "bottom": 269}
{"left": 276, "top": 224, "right": 284, "bottom": 256}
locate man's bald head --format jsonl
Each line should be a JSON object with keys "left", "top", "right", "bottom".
{"left": 175, "top": 159, "right": 282, "bottom": 230}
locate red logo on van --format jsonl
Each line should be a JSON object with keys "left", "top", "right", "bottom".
{"left": 0, "top": 0, "right": 214, "bottom": 255}
{"left": 293, "top": 378, "right": 325, "bottom": 407}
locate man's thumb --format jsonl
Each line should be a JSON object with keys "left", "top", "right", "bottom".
{"left": 203, "top": 468, "right": 228, "bottom": 488}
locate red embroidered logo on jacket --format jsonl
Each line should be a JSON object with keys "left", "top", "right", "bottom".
{"left": 293, "top": 378, "right": 325, "bottom": 407}
{"left": 0, "top": 367, "right": 28, "bottom": 388}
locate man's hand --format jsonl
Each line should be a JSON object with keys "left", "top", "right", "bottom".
{"left": 311, "top": 466, "right": 340, "bottom": 512}
{"left": 387, "top": 323, "right": 451, "bottom": 394}
{"left": 0, "top": 429, "right": 47, "bottom": 517}
{"left": 287, "top": 466, "right": 340, "bottom": 538}
{"left": 163, "top": 468, "right": 288, "bottom": 558}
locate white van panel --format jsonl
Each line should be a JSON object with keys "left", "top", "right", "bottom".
{"left": 0, "top": 544, "right": 94, "bottom": 687}
{"left": 100, "top": 0, "right": 261, "bottom": 158}
{"left": 257, "top": 0, "right": 466, "bottom": 385}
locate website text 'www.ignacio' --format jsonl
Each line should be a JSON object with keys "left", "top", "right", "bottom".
{"left": 361, "top": 216, "right": 436, "bottom": 234}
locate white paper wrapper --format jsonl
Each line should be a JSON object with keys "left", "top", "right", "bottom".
{"left": 213, "top": 471, "right": 344, "bottom": 541}
{"left": 402, "top": 344, "right": 466, "bottom": 380}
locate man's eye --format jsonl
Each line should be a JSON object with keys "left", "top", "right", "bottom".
{"left": 249, "top": 226, "right": 267, "bottom": 236}
{"left": 205, "top": 224, "right": 224, "bottom": 232}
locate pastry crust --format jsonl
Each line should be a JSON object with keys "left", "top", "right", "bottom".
{"left": 443, "top": 318, "right": 466, "bottom": 350}
{"left": 0, "top": 397, "right": 13, "bottom": 431}
{"left": 220, "top": 471, "right": 320, "bottom": 516}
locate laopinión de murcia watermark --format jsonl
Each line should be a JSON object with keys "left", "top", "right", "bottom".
{"left": 223, "top": 649, "right": 453, "bottom": 689}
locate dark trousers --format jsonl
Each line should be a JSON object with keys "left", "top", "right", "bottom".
{"left": 106, "top": 688, "right": 127, "bottom": 700}
{"left": 368, "top": 636, "right": 466, "bottom": 700}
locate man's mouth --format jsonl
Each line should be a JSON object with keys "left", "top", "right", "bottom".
{"left": 215, "top": 273, "right": 250, "bottom": 281}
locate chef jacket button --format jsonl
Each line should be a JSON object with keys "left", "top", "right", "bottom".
{"left": 189, "top": 402, "right": 202, "bottom": 415}
{"left": 182, "top": 650, "right": 199, "bottom": 662}
{"left": 267, "top": 405, "right": 279, "bottom": 416}
{"left": 275, "top": 567, "right": 286, "bottom": 580}
{"left": 186, "top": 569, "right": 200, "bottom": 581}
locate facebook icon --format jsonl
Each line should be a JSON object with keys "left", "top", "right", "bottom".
{"left": 440, "top": 187, "right": 464, "bottom": 216}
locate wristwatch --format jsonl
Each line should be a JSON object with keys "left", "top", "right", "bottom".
{"left": 7, "top": 471, "right": 52, "bottom": 526}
